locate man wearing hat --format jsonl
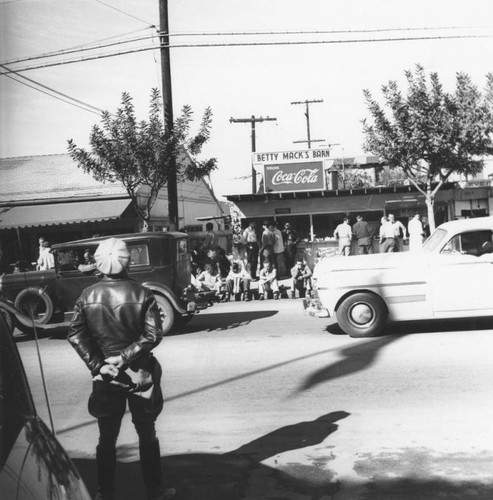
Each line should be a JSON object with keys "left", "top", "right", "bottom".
{"left": 68, "top": 238, "right": 174, "bottom": 500}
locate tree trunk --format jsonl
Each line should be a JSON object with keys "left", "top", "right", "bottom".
{"left": 425, "top": 193, "right": 436, "bottom": 234}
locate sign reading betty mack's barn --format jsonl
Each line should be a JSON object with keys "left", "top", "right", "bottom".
{"left": 252, "top": 148, "right": 330, "bottom": 193}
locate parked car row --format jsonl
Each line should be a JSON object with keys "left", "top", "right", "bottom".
{"left": 0, "top": 232, "right": 210, "bottom": 335}
{"left": 305, "top": 216, "right": 493, "bottom": 337}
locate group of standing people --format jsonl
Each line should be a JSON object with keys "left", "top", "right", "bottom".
{"left": 194, "top": 219, "right": 312, "bottom": 301}
{"left": 333, "top": 213, "right": 428, "bottom": 256}
{"left": 241, "top": 220, "right": 299, "bottom": 280}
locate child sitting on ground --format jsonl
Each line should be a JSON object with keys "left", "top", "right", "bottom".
{"left": 224, "top": 261, "right": 251, "bottom": 302}
{"left": 258, "top": 260, "right": 279, "bottom": 300}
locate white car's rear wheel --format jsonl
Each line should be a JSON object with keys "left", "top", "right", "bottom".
{"left": 337, "top": 292, "right": 387, "bottom": 338}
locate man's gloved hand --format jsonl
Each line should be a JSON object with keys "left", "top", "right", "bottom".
{"left": 105, "top": 355, "right": 125, "bottom": 369}
{"left": 99, "top": 363, "right": 119, "bottom": 380}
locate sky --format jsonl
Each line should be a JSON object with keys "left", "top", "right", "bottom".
{"left": 1, "top": 0, "right": 493, "bottom": 198}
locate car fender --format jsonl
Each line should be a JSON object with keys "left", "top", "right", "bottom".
{"left": 141, "top": 281, "right": 187, "bottom": 314}
{"left": 0, "top": 299, "right": 54, "bottom": 330}
{"left": 334, "top": 288, "right": 389, "bottom": 316}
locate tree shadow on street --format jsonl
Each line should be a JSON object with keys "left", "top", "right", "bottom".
{"left": 73, "top": 410, "right": 349, "bottom": 500}
{"left": 298, "top": 335, "right": 400, "bottom": 393}
{"left": 173, "top": 310, "right": 279, "bottom": 335}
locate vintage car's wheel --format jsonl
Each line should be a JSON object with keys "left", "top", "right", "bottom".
{"left": 154, "top": 295, "right": 175, "bottom": 336}
{"left": 14, "top": 287, "right": 54, "bottom": 325}
{"left": 336, "top": 292, "right": 387, "bottom": 338}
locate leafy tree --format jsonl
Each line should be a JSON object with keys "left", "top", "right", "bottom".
{"left": 338, "top": 168, "right": 374, "bottom": 189}
{"left": 362, "top": 65, "right": 493, "bottom": 231}
{"left": 68, "top": 89, "right": 217, "bottom": 231}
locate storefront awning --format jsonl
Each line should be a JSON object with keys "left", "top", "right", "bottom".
{"left": 0, "top": 198, "right": 132, "bottom": 230}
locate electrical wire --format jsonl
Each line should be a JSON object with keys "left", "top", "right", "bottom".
{"left": 2, "top": 32, "right": 493, "bottom": 75}
{"left": 1, "top": 33, "right": 155, "bottom": 66}
{"left": 158, "top": 25, "right": 493, "bottom": 37}
{"left": 2, "top": 63, "right": 104, "bottom": 115}
{"left": 3, "top": 24, "right": 489, "bottom": 68}
{"left": 3, "top": 72, "right": 104, "bottom": 115}
{"left": 94, "top": 0, "right": 155, "bottom": 26}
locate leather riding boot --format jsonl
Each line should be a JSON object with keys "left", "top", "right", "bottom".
{"left": 140, "top": 439, "right": 174, "bottom": 500}
{"left": 95, "top": 445, "right": 116, "bottom": 500}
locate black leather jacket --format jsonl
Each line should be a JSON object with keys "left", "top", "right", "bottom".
{"left": 68, "top": 274, "right": 163, "bottom": 376}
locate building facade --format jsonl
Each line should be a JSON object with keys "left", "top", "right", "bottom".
{"left": 0, "top": 154, "right": 225, "bottom": 273}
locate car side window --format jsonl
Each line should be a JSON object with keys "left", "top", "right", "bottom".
{"left": 441, "top": 230, "right": 493, "bottom": 256}
{"left": 177, "top": 239, "right": 188, "bottom": 260}
{"left": 129, "top": 243, "right": 150, "bottom": 266}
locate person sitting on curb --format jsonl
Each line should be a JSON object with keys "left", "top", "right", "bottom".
{"left": 290, "top": 258, "right": 312, "bottom": 299}
{"left": 196, "top": 262, "right": 224, "bottom": 300}
{"left": 258, "top": 260, "right": 279, "bottom": 300}
{"left": 224, "top": 261, "right": 251, "bottom": 302}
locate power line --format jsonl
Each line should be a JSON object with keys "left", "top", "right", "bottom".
{"left": 1, "top": 63, "right": 105, "bottom": 114}
{"left": 3, "top": 73, "right": 103, "bottom": 115}
{"left": 94, "top": 0, "right": 155, "bottom": 26}
{"left": 1, "top": 33, "right": 155, "bottom": 66}
{"left": 1, "top": 33, "right": 492, "bottom": 75}
{"left": 158, "top": 25, "right": 493, "bottom": 37}
{"left": 3, "top": 24, "right": 489, "bottom": 67}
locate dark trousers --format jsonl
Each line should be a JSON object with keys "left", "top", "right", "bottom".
{"left": 381, "top": 237, "right": 396, "bottom": 253}
{"left": 97, "top": 416, "right": 162, "bottom": 498}
{"left": 89, "top": 358, "right": 164, "bottom": 498}
{"left": 246, "top": 242, "right": 259, "bottom": 278}
{"left": 226, "top": 278, "right": 250, "bottom": 295}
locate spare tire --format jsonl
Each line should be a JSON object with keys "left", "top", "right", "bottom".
{"left": 14, "top": 287, "right": 54, "bottom": 325}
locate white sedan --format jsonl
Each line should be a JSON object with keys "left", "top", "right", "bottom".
{"left": 307, "top": 216, "right": 493, "bottom": 337}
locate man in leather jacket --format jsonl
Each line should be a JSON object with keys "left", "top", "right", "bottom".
{"left": 68, "top": 238, "right": 174, "bottom": 500}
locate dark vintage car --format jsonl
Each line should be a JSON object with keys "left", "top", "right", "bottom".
{"left": 0, "top": 313, "right": 92, "bottom": 499}
{"left": 0, "top": 232, "right": 206, "bottom": 335}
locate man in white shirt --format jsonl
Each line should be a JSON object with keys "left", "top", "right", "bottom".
{"left": 380, "top": 214, "right": 408, "bottom": 252}
{"left": 408, "top": 213, "right": 425, "bottom": 252}
{"left": 334, "top": 217, "right": 352, "bottom": 256}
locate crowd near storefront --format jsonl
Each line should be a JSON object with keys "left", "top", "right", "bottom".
{"left": 227, "top": 149, "right": 493, "bottom": 268}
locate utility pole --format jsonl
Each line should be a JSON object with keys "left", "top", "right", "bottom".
{"left": 230, "top": 115, "right": 277, "bottom": 194}
{"left": 159, "top": 0, "right": 179, "bottom": 230}
{"left": 291, "top": 99, "right": 324, "bottom": 149}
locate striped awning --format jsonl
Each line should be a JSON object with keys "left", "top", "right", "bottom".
{"left": 0, "top": 198, "right": 132, "bottom": 229}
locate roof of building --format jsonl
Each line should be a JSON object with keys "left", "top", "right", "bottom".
{"left": 0, "top": 153, "right": 221, "bottom": 207}
{"left": 0, "top": 154, "right": 126, "bottom": 202}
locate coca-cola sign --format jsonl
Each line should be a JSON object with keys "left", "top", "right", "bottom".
{"left": 264, "top": 162, "right": 325, "bottom": 193}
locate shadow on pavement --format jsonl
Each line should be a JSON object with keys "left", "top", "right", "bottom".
{"left": 173, "top": 310, "right": 279, "bottom": 335}
{"left": 385, "top": 316, "right": 493, "bottom": 336}
{"left": 73, "top": 410, "right": 349, "bottom": 500}
{"left": 298, "top": 336, "right": 400, "bottom": 393}
{"left": 326, "top": 316, "right": 493, "bottom": 338}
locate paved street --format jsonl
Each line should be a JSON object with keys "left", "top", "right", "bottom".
{"left": 16, "top": 299, "right": 493, "bottom": 500}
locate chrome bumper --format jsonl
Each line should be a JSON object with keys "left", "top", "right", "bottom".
{"left": 302, "top": 296, "right": 330, "bottom": 318}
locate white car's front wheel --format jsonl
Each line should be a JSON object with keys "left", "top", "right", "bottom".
{"left": 337, "top": 292, "right": 387, "bottom": 338}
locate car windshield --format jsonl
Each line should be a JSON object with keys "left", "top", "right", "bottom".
{"left": 422, "top": 228, "right": 448, "bottom": 253}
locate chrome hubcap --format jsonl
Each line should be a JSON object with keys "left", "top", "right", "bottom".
{"left": 349, "top": 303, "right": 374, "bottom": 325}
